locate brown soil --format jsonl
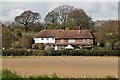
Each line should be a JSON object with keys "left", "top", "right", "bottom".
{"left": 2, "top": 56, "right": 118, "bottom": 78}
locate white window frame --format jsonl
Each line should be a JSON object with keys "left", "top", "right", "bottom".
{"left": 61, "top": 39, "right": 64, "bottom": 42}
{"left": 83, "top": 39, "right": 86, "bottom": 42}
{"left": 86, "top": 39, "right": 89, "bottom": 42}
{"left": 46, "top": 38, "right": 49, "bottom": 40}
{"left": 68, "top": 39, "right": 75, "bottom": 42}
{"left": 52, "top": 38, "right": 54, "bottom": 40}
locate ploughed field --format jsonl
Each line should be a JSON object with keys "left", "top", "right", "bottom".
{"left": 2, "top": 56, "right": 118, "bottom": 78}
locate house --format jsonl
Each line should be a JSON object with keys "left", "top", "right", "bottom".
{"left": 34, "top": 30, "right": 95, "bottom": 50}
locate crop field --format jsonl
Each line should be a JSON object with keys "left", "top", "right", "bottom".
{"left": 2, "top": 56, "right": 118, "bottom": 78}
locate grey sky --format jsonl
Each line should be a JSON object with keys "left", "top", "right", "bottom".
{"left": 1, "top": 2, "right": 118, "bottom": 22}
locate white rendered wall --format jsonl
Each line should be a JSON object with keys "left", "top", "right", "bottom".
{"left": 34, "top": 38, "right": 55, "bottom": 44}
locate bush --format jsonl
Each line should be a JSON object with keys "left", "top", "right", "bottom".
{"left": 19, "top": 36, "right": 33, "bottom": 49}
{"left": 2, "top": 68, "right": 22, "bottom": 78}
{"left": 37, "top": 43, "right": 45, "bottom": 50}
{"left": 32, "top": 43, "right": 45, "bottom": 50}
{"left": 2, "top": 49, "right": 120, "bottom": 56}
{"left": 2, "top": 49, "right": 32, "bottom": 56}
{"left": 32, "top": 50, "right": 45, "bottom": 56}
{"left": 14, "top": 30, "right": 22, "bottom": 38}
{"left": 11, "top": 42, "right": 22, "bottom": 49}
{"left": 43, "top": 50, "right": 120, "bottom": 56}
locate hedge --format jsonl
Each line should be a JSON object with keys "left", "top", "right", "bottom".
{"left": 2, "top": 49, "right": 32, "bottom": 56}
{"left": 44, "top": 50, "right": 120, "bottom": 56}
{"left": 2, "top": 49, "right": 120, "bottom": 56}
{"left": 32, "top": 50, "right": 45, "bottom": 56}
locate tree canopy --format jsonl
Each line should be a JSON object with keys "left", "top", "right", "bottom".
{"left": 2, "top": 25, "right": 14, "bottom": 49}
{"left": 68, "top": 8, "right": 94, "bottom": 29}
{"left": 45, "top": 5, "right": 74, "bottom": 24}
{"left": 95, "top": 20, "right": 119, "bottom": 49}
{"left": 15, "top": 10, "right": 41, "bottom": 32}
{"left": 44, "top": 5, "right": 94, "bottom": 30}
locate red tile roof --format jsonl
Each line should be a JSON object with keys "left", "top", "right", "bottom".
{"left": 35, "top": 30, "right": 94, "bottom": 38}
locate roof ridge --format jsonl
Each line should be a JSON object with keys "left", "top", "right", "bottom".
{"left": 35, "top": 29, "right": 93, "bottom": 38}
{"left": 41, "top": 29, "right": 90, "bottom": 31}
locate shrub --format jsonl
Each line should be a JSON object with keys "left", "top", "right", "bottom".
{"left": 32, "top": 44, "right": 39, "bottom": 49}
{"left": 32, "top": 50, "right": 45, "bottom": 56}
{"left": 2, "top": 68, "right": 22, "bottom": 78}
{"left": 37, "top": 43, "right": 45, "bottom": 50}
{"left": 14, "top": 30, "right": 22, "bottom": 38}
{"left": 2, "top": 49, "right": 120, "bottom": 56}
{"left": 11, "top": 42, "right": 22, "bottom": 49}
{"left": 32, "top": 43, "right": 45, "bottom": 50}
{"left": 19, "top": 36, "right": 33, "bottom": 49}
{"left": 43, "top": 50, "right": 120, "bottom": 56}
{"left": 2, "top": 26, "right": 15, "bottom": 49}
{"left": 2, "top": 49, "right": 32, "bottom": 56}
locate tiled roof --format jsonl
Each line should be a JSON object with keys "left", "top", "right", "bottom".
{"left": 35, "top": 30, "right": 94, "bottom": 38}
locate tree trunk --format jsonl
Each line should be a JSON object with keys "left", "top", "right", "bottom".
{"left": 25, "top": 25, "right": 28, "bottom": 32}
{"left": 25, "top": 28, "right": 28, "bottom": 32}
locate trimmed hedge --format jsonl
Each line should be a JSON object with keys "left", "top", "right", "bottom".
{"left": 2, "top": 49, "right": 32, "bottom": 56}
{"left": 2, "top": 49, "right": 120, "bottom": 56}
{"left": 32, "top": 50, "right": 45, "bottom": 56}
{"left": 44, "top": 50, "right": 120, "bottom": 56}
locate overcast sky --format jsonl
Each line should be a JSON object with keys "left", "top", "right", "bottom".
{"left": 1, "top": 1, "right": 119, "bottom": 22}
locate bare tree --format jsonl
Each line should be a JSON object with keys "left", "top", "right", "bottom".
{"left": 15, "top": 10, "right": 40, "bottom": 31}
{"left": 44, "top": 5, "right": 74, "bottom": 24}
{"left": 44, "top": 5, "right": 94, "bottom": 30}
{"left": 44, "top": 11, "right": 58, "bottom": 24}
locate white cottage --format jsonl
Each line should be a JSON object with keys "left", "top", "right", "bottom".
{"left": 34, "top": 30, "right": 95, "bottom": 50}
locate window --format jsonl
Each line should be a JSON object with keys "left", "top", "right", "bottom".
{"left": 87, "top": 39, "right": 89, "bottom": 42}
{"left": 68, "top": 39, "right": 75, "bottom": 42}
{"left": 49, "top": 38, "right": 54, "bottom": 40}
{"left": 52, "top": 38, "right": 54, "bottom": 40}
{"left": 61, "top": 39, "right": 64, "bottom": 42}
{"left": 41, "top": 38, "right": 44, "bottom": 40}
{"left": 47, "top": 38, "right": 49, "bottom": 40}
{"left": 83, "top": 39, "right": 86, "bottom": 42}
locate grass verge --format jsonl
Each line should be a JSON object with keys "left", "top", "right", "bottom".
{"left": 2, "top": 68, "right": 119, "bottom": 80}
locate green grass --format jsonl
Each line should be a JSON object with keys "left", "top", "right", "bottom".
{"left": 2, "top": 68, "right": 119, "bottom": 80}
{"left": 22, "top": 31, "right": 38, "bottom": 37}
{"left": 2, "top": 68, "right": 22, "bottom": 78}
{"left": 2, "top": 68, "right": 59, "bottom": 79}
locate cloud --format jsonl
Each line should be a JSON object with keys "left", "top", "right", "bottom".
{"left": 2, "top": 9, "right": 24, "bottom": 22}
{"left": 0, "top": 2, "right": 2, "bottom": 20}
{"left": 2, "top": 0, "right": 119, "bottom": 2}
{"left": 1, "top": 2, "right": 118, "bottom": 22}
{"left": 2, "top": 2, "right": 60, "bottom": 22}
{"left": 58, "top": 2, "right": 118, "bottom": 20}
{"left": 93, "top": 2, "right": 118, "bottom": 20}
